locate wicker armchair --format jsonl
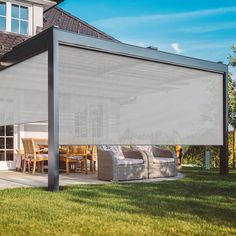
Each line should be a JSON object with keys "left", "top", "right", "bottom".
{"left": 139, "top": 146, "right": 178, "bottom": 178}
{"left": 97, "top": 147, "right": 148, "bottom": 181}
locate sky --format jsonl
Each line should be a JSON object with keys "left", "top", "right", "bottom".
{"left": 60, "top": 0, "right": 236, "bottom": 79}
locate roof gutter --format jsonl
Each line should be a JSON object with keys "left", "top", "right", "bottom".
{"left": 44, "top": 0, "right": 64, "bottom": 13}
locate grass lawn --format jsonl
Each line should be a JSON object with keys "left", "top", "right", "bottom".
{"left": 0, "top": 168, "right": 236, "bottom": 236}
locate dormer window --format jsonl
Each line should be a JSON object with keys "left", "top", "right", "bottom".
{"left": 0, "top": 0, "right": 48, "bottom": 36}
{"left": 0, "top": 1, "right": 31, "bottom": 35}
{"left": 11, "top": 4, "right": 28, "bottom": 35}
{"left": 0, "top": 2, "right": 6, "bottom": 31}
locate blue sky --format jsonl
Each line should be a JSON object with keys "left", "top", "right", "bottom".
{"left": 60, "top": 0, "right": 236, "bottom": 78}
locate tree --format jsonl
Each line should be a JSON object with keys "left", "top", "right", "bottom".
{"left": 229, "top": 45, "right": 236, "bottom": 67}
{"left": 229, "top": 45, "right": 236, "bottom": 168}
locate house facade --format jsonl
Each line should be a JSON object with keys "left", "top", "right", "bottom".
{"left": 0, "top": 0, "right": 116, "bottom": 170}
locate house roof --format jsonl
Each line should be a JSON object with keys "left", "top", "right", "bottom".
{"left": 0, "top": 5, "right": 117, "bottom": 58}
{"left": 43, "top": 7, "right": 118, "bottom": 42}
{"left": 0, "top": 31, "right": 28, "bottom": 57}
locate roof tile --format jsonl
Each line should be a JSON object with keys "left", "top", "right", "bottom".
{"left": 0, "top": 31, "right": 28, "bottom": 57}
{"left": 0, "top": 6, "right": 117, "bottom": 57}
{"left": 43, "top": 7, "right": 117, "bottom": 41}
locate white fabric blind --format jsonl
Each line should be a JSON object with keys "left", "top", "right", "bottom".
{"left": 0, "top": 52, "right": 48, "bottom": 126}
{"left": 59, "top": 45, "right": 223, "bottom": 145}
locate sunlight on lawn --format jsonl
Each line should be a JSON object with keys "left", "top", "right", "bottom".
{"left": 0, "top": 168, "right": 235, "bottom": 236}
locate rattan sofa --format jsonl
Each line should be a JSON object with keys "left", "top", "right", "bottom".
{"left": 97, "top": 147, "right": 148, "bottom": 181}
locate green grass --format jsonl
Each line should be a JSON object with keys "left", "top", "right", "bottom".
{"left": 0, "top": 168, "right": 236, "bottom": 236}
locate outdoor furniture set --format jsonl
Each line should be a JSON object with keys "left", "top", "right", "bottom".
{"left": 21, "top": 138, "right": 97, "bottom": 175}
{"left": 20, "top": 138, "right": 177, "bottom": 180}
{"left": 59, "top": 145, "right": 97, "bottom": 175}
{"left": 97, "top": 146, "right": 178, "bottom": 181}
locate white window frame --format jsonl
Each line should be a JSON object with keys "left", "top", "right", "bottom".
{"left": 0, "top": 125, "right": 14, "bottom": 162}
{"left": 0, "top": 0, "right": 33, "bottom": 36}
{"left": 11, "top": 3, "right": 29, "bottom": 35}
{"left": 0, "top": 1, "right": 7, "bottom": 31}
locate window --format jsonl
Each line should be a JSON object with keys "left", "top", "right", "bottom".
{"left": 0, "top": 126, "right": 14, "bottom": 161}
{"left": 0, "top": 1, "right": 6, "bottom": 31}
{"left": 0, "top": 2, "right": 30, "bottom": 35}
{"left": 11, "top": 4, "right": 28, "bottom": 35}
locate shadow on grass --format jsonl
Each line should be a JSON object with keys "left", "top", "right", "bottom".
{"left": 61, "top": 167, "right": 236, "bottom": 227}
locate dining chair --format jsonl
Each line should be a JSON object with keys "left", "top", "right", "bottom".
{"left": 71, "top": 146, "right": 89, "bottom": 174}
{"left": 22, "top": 138, "right": 48, "bottom": 175}
{"left": 59, "top": 145, "right": 89, "bottom": 175}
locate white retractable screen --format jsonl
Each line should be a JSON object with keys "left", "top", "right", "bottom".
{"left": 59, "top": 45, "right": 223, "bottom": 145}
{"left": 0, "top": 52, "right": 48, "bottom": 126}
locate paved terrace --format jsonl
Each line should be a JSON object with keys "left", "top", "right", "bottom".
{"left": 0, "top": 171, "right": 184, "bottom": 190}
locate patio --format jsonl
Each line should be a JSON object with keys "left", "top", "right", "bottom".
{"left": 0, "top": 170, "right": 184, "bottom": 189}
{"left": 0, "top": 26, "right": 228, "bottom": 191}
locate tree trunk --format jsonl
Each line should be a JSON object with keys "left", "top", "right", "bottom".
{"left": 212, "top": 154, "right": 215, "bottom": 168}
{"left": 233, "top": 126, "right": 236, "bottom": 169}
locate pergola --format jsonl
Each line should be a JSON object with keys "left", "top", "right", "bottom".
{"left": 0, "top": 27, "right": 228, "bottom": 191}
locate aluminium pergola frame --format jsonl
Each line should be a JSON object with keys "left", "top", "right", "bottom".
{"left": 1, "top": 26, "right": 228, "bottom": 191}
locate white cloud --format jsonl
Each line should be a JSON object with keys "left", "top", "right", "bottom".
{"left": 171, "top": 43, "right": 182, "bottom": 54}
{"left": 92, "top": 7, "right": 236, "bottom": 30}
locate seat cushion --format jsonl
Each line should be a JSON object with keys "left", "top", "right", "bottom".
{"left": 36, "top": 154, "right": 48, "bottom": 159}
{"left": 153, "top": 157, "right": 175, "bottom": 164}
{"left": 59, "top": 154, "right": 83, "bottom": 160}
{"left": 59, "top": 154, "right": 67, "bottom": 158}
{"left": 70, "top": 156, "right": 84, "bottom": 160}
{"left": 117, "top": 158, "right": 144, "bottom": 165}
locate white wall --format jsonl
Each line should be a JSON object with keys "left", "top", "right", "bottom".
{"left": 0, "top": 123, "right": 48, "bottom": 170}
{"left": 32, "top": 4, "right": 43, "bottom": 35}
{"left": 15, "top": 123, "right": 48, "bottom": 150}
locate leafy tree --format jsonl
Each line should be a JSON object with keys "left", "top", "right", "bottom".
{"left": 229, "top": 45, "right": 236, "bottom": 168}
{"left": 229, "top": 45, "right": 236, "bottom": 67}
{"left": 162, "top": 46, "right": 236, "bottom": 168}
{"left": 183, "top": 45, "right": 236, "bottom": 168}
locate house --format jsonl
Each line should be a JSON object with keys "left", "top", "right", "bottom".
{"left": 0, "top": 0, "right": 228, "bottom": 182}
{"left": 0, "top": 0, "right": 117, "bottom": 170}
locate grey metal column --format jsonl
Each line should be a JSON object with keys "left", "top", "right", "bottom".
{"left": 220, "top": 72, "right": 229, "bottom": 175}
{"left": 48, "top": 29, "right": 59, "bottom": 191}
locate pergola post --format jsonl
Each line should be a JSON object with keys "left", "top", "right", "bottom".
{"left": 48, "top": 29, "right": 59, "bottom": 191}
{"left": 220, "top": 72, "right": 229, "bottom": 175}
